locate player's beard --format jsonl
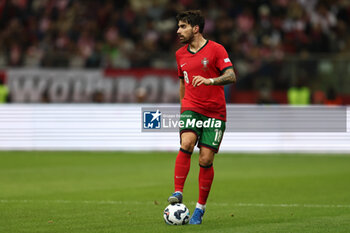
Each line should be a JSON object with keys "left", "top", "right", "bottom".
{"left": 179, "top": 32, "right": 194, "bottom": 44}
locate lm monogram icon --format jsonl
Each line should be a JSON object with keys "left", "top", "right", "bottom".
{"left": 143, "top": 109, "right": 162, "bottom": 129}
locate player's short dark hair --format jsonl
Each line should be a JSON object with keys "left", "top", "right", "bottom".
{"left": 176, "top": 10, "right": 205, "bottom": 33}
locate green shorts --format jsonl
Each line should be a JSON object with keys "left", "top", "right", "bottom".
{"left": 179, "top": 110, "right": 226, "bottom": 153}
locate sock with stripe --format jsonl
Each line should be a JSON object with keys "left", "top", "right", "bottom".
{"left": 174, "top": 148, "right": 192, "bottom": 192}
{"left": 198, "top": 163, "right": 214, "bottom": 205}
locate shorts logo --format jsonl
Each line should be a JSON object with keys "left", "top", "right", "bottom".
{"left": 143, "top": 109, "right": 162, "bottom": 129}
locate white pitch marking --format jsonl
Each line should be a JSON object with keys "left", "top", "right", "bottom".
{"left": 231, "top": 203, "right": 350, "bottom": 208}
{"left": 1, "top": 200, "right": 350, "bottom": 208}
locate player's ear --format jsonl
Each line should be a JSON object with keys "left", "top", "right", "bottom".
{"left": 193, "top": 25, "right": 199, "bottom": 34}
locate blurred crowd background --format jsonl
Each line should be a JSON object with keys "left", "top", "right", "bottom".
{"left": 0, "top": 0, "right": 350, "bottom": 104}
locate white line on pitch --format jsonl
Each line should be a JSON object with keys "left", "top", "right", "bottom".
{"left": 1, "top": 199, "right": 350, "bottom": 208}
{"left": 232, "top": 203, "right": 350, "bottom": 208}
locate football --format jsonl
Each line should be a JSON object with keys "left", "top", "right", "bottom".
{"left": 163, "top": 203, "right": 190, "bottom": 225}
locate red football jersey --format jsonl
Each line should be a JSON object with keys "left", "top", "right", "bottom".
{"left": 176, "top": 40, "right": 233, "bottom": 121}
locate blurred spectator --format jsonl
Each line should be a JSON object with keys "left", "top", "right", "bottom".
{"left": 287, "top": 77, "right": 311, "bottom": 105}
{"left": 92, "top": 91, "right": 105, "bottom": 103}
{"left": 0, "top": 78, "right": 9, "bottom": 103}
{"left": 310, "top": 1, "right": 337, "bottom": 33}
{"left": 0, "top": 0, "right": 349, "bottom": 70}
{"left": 257, "top": 86, "right": 278, "bottom": 104}
{"left": 312, "top": 90, "right": 326, "bottom": 104}
{"left": 135, "top": 86, "right": 147, "bottom": 103}
{"left": 41, "top": 91, "right": 50, "bottom": 103}
{"left": 324, "top": 87, "right": 342, "bottom": 105}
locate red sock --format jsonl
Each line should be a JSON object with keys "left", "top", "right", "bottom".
{"left": 198, "top": 164, "right": 214, "bottom": 205}
{"left": 174, "top": 148, "right": 192, "bottom": 192}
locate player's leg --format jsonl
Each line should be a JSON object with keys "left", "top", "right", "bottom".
{"left": 198, "top": 147, "right": 215, "bottom": 207}
{"left": 177, "top": 131, "right": 197, "bottom": 185}
{"left": 168, "top": 132, "right": 197, "bottom": 204}
{"left": 189, "top": 147, "right": 215, "bottom": 224}
{"left": 169, "top": 111, "right": 201, "bottom": 204}
{"left": 190, "top": 117, "right": 225, "bottom": 224}
{"left": 196, "top": 119, "right": 225, "bottom": 208}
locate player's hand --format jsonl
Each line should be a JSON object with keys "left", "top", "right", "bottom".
{"left": 192, "top": 76, "right": 211, "bottom": 87}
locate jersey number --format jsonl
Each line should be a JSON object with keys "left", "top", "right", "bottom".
{"left": 183, "top": 71, "right": 189, "bottom": 84}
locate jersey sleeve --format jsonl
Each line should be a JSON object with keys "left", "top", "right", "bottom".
{"left": 176, "top": 53, "right": 184, "bottom": 79}
{"left": 215, "top": 45, "right": 233, "bottom": 74}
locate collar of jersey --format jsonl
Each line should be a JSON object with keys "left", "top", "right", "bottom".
{"left": 187, "top": 40, "right": 209, "bottom": 54}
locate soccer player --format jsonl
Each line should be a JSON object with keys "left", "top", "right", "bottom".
{"left": 168, "top": 10, "right": 236, "bottom": 224}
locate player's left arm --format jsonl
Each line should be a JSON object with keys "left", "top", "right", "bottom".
{"left": 192, "top": 68, "right": 236, "bottom": 87}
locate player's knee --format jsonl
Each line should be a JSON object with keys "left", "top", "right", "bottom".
{"left": 181, "top": 139, "right": 195, "bottom": 152}
{"left": 199, "top": 156, "right": 213, "bottom": 167}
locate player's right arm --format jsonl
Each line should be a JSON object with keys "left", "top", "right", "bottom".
{"left": 179, "top": 79, "right": 185, "bottom": 104}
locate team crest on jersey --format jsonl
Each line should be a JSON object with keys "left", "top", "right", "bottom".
{"left": 201, "top": 57, "right": 209, "bottom": 71}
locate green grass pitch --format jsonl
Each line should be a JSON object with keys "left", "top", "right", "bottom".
{"left": 0, "top": 151, "right": 349, "bottom": 233}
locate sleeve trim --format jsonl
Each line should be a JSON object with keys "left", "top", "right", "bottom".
{"left": 220, "top": 66, "right": 233, "bottom": 74}
{"left": 179, "top": 76, "right": 184, "bottom": 79}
